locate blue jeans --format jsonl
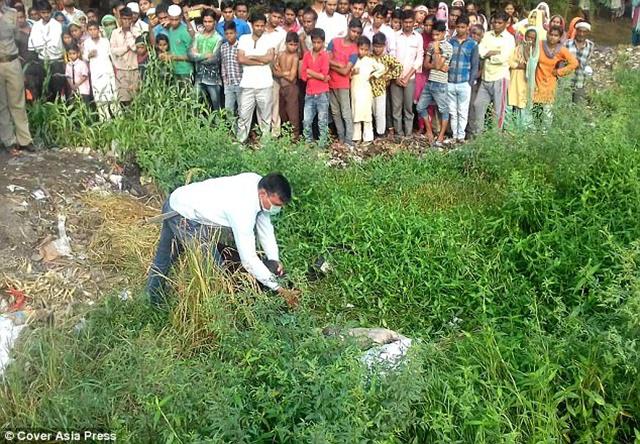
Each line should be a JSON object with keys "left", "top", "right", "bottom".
{"left": 224, "top": 84, "right": 241, "bottom": 115}
{"left": 417, "top": 81, "right": 450, "bottom": 120}
{"left": 198, "top": 83, "right": 221, "bottom": 110}
{"left": 303, "top": 92, "right": 329, "bottom": 147}
{"left": 146, "top": 200, "right": 224, "bottom": 306}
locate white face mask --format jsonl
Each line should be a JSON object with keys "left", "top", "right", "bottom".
{"left": 264, "top": 195, "right": 282, "bottom": 216}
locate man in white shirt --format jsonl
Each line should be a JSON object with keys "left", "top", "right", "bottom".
{"left": 363, "top": 4, "right": 395, "bottom": 56}
{"left": 28, "top": 0, "right": 65, "bottom": 100}
{"left": 236, "top": 12, "right": 275, "bottom": 143}
{"left": 127, "top": 2, "right": 149, "bottom": 35}
{"left": 147, "top": 172, "right": 299, "bottom": 307}
{"left": 316, "top": 0, "right": 347, "bottom": 46}
{"left": 263, "top": 5, "right": 286, "bottom": 137}
{"left": 390, "top": 9, "right": 423, "bottom": 137}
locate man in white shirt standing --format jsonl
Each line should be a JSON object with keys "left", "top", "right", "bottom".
{"left": 390, "top": 9, "right": 423, "bottom": 138}
{"left": 236, "top": 12, "right": 275, "bottom": 143}
{"left": 316, "top": 0, "right": 347, "bottom": 46}
{"left": 28, "top": 0, "right": 65, "bottom": 100}
{"left": 147, "top": 172, "right": 299, "bottom": 308}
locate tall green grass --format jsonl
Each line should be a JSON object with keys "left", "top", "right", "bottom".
{"left": 3, "top": 71, "right": 639, "bottom": 442}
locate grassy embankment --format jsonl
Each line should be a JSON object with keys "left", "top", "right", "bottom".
{"left": 1, "top": 66, "right": 639, "bottom": 442}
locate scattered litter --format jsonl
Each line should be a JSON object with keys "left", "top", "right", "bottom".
{"left": 31, "top": 189, "right": 47, "bottom": 200}
{"left": 345, "top": 303, "right": 355, "bottom": 308}
{"left": 0, "top": 314, "right": 25, "bottom": 376}
{"left": 109, "top": 174, "right": 123, "bottom": 190}
{"left": 38, "top": 215, "right": 72, "bottom": 262}
{"left": 6, "top": 184, "right": 27, "bottom": 193}
{"left": 73, "top": 317, "right": 86, "bottom": 333}
{"left": 119, "top": 289, "right": 130, "bottom": 301}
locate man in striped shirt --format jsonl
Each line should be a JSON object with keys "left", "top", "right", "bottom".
{"left": 564, "top": 21, "right": 594, "bottom": 103}
{"left": 221, "top": 21, "right": 243, "bottom": 116}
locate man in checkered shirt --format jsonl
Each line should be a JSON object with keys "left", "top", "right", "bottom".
{"left": 221, "top": 21, "right": 243, "bottom": 116}
{"left": 565, "top": 21, "right": 594, "bottom": 104}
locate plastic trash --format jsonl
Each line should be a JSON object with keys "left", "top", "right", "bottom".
{"left": 0, "top": 314, "right": 26, "bottom": 376}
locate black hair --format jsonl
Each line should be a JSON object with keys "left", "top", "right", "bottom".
{"left": 372, "top": 31, "right": 386, "bottom": 45}
{"left": 155, "top": 3, "right": 168, "bottom": 14}
{"left": 548, "top": 25, "right": 563, "bottom": 36}
{"left": 285, "top": 30, "right": 300, "bottom": 43}
{"left": 235, "top": 1, "right": 248, "bottom": 9}
{"left": 302, "top": 6, "right": 318, "bottom": 20}
{"left": 259, "top": 173, "right": 292, "bottom": 203}
{"left": 391, "top": 8, "right": 402, "bottom": 20}
{"left": 348, "top": 17, "right": 362, "bottom": 28}
{"left": 357, "top": 35, "right": 370, "bottom": 46}
{"left": 35, "top": 0, "right": 52, "bottom": 12}
{"left": 270, "top": 4, "right": 284, "bottom": 15}
{"left": 14, "top": 3, "right": 25, "bottom": 13}
{"left": 456, "top": 14, "right": 469, "bottom": 25}
{"left": 155, "top": 34, "right": 169, "bottom": 48}
{"left": 87, "top": 20, "right": 99, "bottom": 28}
{"left": 86, "top": 8, "right": 98, "bottom": 16}
{"left": 450, "top": 6, "right": 463, "bottom": 14}
{"left": 220, "top": 1, "right": 234, "bottom": 10}
{"left": 66, "top": 43, "right": 80, "bottom": 53}
{"left": 135, "top": 34, "right": 147, "bottom": 45}
{"left": 249, "top": 11, "right": 266, "bottom": 23}
{"left": 224, "top": 20, "right": 237, "bottom": 31}
{"left": 425, "top": 0, "right": 437, "bottom": 9}
{"left": 371, "top": 4, "right": 388, "bottom": 17}
{"left": 284, "top": 2, "right": 298, "bottom": 13}
{"left": 351, "top": 0, "right": 366, "bottom": 5}
{"left": 433, "top": 20, "right": 446, "bottom": 32}
{"left": 493, "top": 11, "right": 508, "bottom": 22}
{"left": 202, "top": 9, "right": 217, "bottom": 19}
{"left": 401, "top": 9, "right": 414, "bottom": 20}
{"left": 309, "top": 27, "right": 325, "bottom": 41}
{"left": 120, "top": 6, "right": 133, "bottom": 17}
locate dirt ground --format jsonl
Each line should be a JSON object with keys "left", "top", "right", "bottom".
{"left": 0, "top": 149, "right": 161, "bottom": 325}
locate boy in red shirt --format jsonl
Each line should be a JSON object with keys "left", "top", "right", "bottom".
{"left": 327, "top": 18, "right": 362, "bottom": 148}
{"left": 300, "top": 28, "right": 330, "bottom": 148}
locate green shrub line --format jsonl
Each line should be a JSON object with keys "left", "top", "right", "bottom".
{"left": 2, "top": 70, "right": 639, "bottom": 442}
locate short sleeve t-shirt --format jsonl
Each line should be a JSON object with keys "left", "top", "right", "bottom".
{"left": 327, "top": 37, "right": 358, "bottom": 90}
{"left": 168, "top": 23, "right": 193, "bottom": 75}
{"left": 426, "top": 40, "right": 453, "bottom": 83}
{"left": 238, "top": 33, "right": 274, "bottom": 89}
{"left": 65, "top": 59, "right": 91, "bottom": 95}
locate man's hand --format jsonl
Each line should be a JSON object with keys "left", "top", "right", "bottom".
{"left": 274, "top": 261, "right": 285, "bottom": 277}
{"left": 485, "top": 50, "right": 500, "bottom": 58}
{"left": 277, "top": 288, "right": 300, "bottom": 309}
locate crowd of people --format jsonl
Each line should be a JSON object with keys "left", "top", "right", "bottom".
{"left": 1, "top": 0, "right": 595, "bottom": 153}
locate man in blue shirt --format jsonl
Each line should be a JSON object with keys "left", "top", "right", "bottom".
{"left": 447, "top": 15, "right": 479, "bottom": 142}
{"left": 216, "top": 1, "right": 251, "bottom": 41}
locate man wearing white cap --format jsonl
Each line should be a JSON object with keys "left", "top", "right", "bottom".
{"left": 127, "top": 2, "right": 150, "bottom": 35}
{"left": 163, "top": 4, "right": 193, "bottom": 79}
{"left": 565, "top": 20, "right": 593, "bottom": 103}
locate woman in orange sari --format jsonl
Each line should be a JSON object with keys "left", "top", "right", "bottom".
{"left": 533, "top": 25, "right": 578, "bottom": 126}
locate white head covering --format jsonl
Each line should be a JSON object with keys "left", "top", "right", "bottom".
{"left": 575, "top": 21, "right": 591, "bottom": 31}
{"left": 168, "top": 4, "right": 182, "bottom": 17}
{"left": 127, "top": 2, "right": 140, "bottom": 13}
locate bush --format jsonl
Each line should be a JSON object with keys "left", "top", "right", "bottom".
{"left": 4, "top": 70, "right": 640, "bottom": 442}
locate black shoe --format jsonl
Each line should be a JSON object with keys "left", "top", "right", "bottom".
{"left": 19, "top": 143, "right": 36, "bottom": 152}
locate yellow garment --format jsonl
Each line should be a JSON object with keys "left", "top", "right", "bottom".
{"left": 508, "top": 45, "right": 528, "bottom": 108}
{"left": 350, "top": 56, "right": 385, "bottom": 123}
{"left": 516, "top": 10, "right": 547, "bottom": 41}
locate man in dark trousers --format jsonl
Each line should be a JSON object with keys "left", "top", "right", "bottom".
{"left": 146, "top": 172, "right": 300, "bottom": 308}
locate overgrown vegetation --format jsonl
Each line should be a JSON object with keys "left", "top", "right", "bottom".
{"left": 3, "top": 69, "right": 640, "bottom": 442}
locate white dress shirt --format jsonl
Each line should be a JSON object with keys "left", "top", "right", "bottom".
{"left": 316, "top": 12, "right": 347, "bottom": 47}
{"left": 28, "top": 18, "right": 63, "bottom": 60}
{"left": 393, "top": 29, "right": 424, "bottom": 79}
{"left": 169, "top": 173, "right": 281, "bottom": 290}
{"left": 363, "top": 23, "right": 396, "bottom": 57}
